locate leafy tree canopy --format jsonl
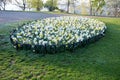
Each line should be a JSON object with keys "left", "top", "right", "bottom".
{"left": 27, "top": 0, "right": 43, "bottom": 11}
{"left": 44, "top": 0, "right": 58, "bottom": 11}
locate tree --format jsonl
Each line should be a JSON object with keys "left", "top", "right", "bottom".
{"left": 70, "top": 0, "right": 78, "bottom": 14}
{"left": 0, "top": 0, "right": 11, "bottom": 10}
{"left": 106, "top": 0, "right": 120, "bottom": 17}
{"left": 81, "top": 1, "right": 87, "bottom": 15}
{"left": 66, "top": 0, "right": 70, "bottom": 13}
{"left": 14, "top": 0, "right": 27, "bottom": 11}
{"left": 91, "top": 0, "right": 106, "bottom": 16}
{"left": 44, "top": 0, "right": 58, "bottom": 11}
{"left": 27, "top": 0, "right": 43, "bottom": 11}
{"left": 66, "top": 0, "right": 74, "bottom": 13}
{"left": 27, "top": 0, "right": 32, "bottom": 11}
{"left": 89, "top": 0, "right": 93, "bottom": 15}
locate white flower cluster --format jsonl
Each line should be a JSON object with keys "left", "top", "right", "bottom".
{"left": 11, "top": 16, "right": 106, "bottom": 46}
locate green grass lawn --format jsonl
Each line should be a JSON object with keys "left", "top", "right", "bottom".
{"left": 0, "top": 18, "right": 120, "bottom": 80}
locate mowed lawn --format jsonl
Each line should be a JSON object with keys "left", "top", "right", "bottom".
{"left": 0, "top": 18, "right": 120, "bottom": 80}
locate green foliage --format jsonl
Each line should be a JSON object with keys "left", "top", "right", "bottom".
{"left": 105, "top": 0, "right": 120, "bottom": 17}
{"left": 91, "top": 0, "right": 106, "bottom": 15}
{"left": 27, "top": 0, "right": 43, "bottom": 11}
{"left": 44, "top": 0, "right": 58, "bottom": 11}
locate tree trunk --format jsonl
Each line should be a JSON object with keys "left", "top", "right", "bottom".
{"left": 90, "top": 0, "right": 92, "bottom": 16}
{"left": 115, "top": 7, "right": 117, "bottom": 17}
{"left": 114, "top": 2, "right": 118, "bottom": 17}
{"left": 23, "top": 3, "right": 25, "bottom": 11}
{"left": 67, "top": 0, "right": 70, "bottom": 13}
{"left": 73, "top": 0, "right": 76, "bottom": 14}
{"left": 3, "top": 2, "right": 6, "bottom": 10}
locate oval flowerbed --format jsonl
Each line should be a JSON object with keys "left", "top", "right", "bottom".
{"left": 10, "top": 16, "right": 107, "bottom": 53}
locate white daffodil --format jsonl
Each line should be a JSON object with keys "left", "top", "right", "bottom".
{"left": 35, "top": 31, "right": 38, "bottom": 35}
{"left": 17, "top": 36, "right": 22, "bottom": 39}
{"left": 12, "top": 37, "right": 17, "bottom": 42}
{"left": 42, "top": 41, "right": 48, "bottom": 45}
{"left": 79, "top": 35, "right": 84, "bottom": 41}
{"left": 11, "top": 16, "right": 106, "bottom": 46}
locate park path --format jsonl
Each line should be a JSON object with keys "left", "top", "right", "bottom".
{"left": 0, "top": 11, "right": 118, "bottom": 24}
{"left": 0, "top": 11, "right": 65, "bottom": 24}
